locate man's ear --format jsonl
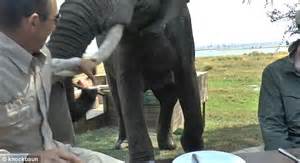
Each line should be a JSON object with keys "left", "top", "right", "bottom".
{"left": 27, "top": 13, "right": 41, "bottom": 32}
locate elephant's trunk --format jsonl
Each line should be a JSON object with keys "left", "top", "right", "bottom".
{"left": 48, "top": 0, "right": 133, "bottom": 59}
{"left": 47, "top": 0, "right": 129, "bottom": 76}
{"left": 47, "top": 0, "right": 97, "bottom": 59}
{"left": 55, "top": 24, "right": 124, "bottom": 76}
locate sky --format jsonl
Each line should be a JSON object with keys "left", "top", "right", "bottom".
{"left": 56, "top": 0, "right": 298, "bottom": 52}
{"left": 188, "top": 0, "right": 297, "bottom": 47}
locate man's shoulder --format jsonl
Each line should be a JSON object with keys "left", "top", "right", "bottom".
{"left": 0, "top": 55, "right": 21, "bottom": 76}
{"left": 0, "top": 56, "right": 29, "bottom": 103}
{"left": 265, "top": 56, "right": 289, "bottom": 71}
{"left": 0, "top": 55, "right": 14, "bottom": 73}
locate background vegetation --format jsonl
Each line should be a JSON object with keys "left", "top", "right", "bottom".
{"left": 75, "top": 52, "right": 287, "bottom": 160}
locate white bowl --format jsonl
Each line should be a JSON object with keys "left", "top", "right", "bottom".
{"left": 173, "top": 150, "right": 246, "bottom": 163}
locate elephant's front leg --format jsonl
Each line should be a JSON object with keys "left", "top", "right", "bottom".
{"left": 116, "top": 57, "right": 154, "bottom": 162}
{"left": 104, "top": 68, "right": 127, "bottom": 149}
{"left": 175, "top": 65, "right": 204, "bottom": 151}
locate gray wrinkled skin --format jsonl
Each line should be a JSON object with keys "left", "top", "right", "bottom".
{"left": 48, "top": 0, "right": 203, "bottom": 162}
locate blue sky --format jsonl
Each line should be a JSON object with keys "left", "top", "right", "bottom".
{"left": 56, "top": 0, "right": 297, "bottom": 52}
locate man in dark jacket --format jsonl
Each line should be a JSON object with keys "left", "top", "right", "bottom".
{"left": 258, "top": 39, "right": 300, "bottom": 150}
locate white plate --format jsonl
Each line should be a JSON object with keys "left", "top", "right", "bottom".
{"left": 173, "top": 150, "right": 246, "bottom": 163}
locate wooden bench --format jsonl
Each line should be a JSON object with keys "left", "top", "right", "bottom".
{"left": 74, "top": 72, "right": 208, "bottom": 133}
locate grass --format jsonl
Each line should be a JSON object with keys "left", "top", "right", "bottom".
{"left": 75, "top": 51, "right": 288, "bottom": 160}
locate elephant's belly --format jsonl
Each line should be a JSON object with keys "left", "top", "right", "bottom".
{"left": 143, "top": 71, "right": 175, "bottom": 90}
{"left": 142, "top": 53, "right": 177, "bottom": 73}
{"left": 139, "top": 34, "right": 178, "bottom": 72}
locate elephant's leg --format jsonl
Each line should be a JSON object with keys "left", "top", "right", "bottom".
{"left": 152, "top": 84, "right": 177, "bottom": 150}
{"left": 116, "top": 49, "right": 154, "bottom": 162}
{"left": 174, "top": 66, "right": 204, "bottom": 151}
{"left": 118, "top": 74, "right": 154, "bottom": 161}
{"left": 104, "top": 70, "right": 127, "bottom": 149}
{"left": 165, "top": 6, "right": 204, "bottom": 151}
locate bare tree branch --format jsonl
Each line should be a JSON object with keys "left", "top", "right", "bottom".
{"left": 266, "top": 2, "right": 300, "bottom": 47}
{"left": 267, "top": 3, "right": 299, "bottom": 34}
{"left": 242, "top": 0, "right": 273, "bottom": 5}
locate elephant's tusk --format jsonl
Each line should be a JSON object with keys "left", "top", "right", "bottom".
{"left": 83, "top": 24, "right": 124, "bottom": 63}
{"left": 54, "top": 24, "right": 124, "bottom": 77}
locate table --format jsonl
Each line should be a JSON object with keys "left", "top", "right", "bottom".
{"left": 156, "top": 148, "right": 300, "bottom": 163}
{"left": 156, "top": 159, "right": 172, "bottom": 163}
{"left": 237, "top": 148, "right": 300, "bottom": 163}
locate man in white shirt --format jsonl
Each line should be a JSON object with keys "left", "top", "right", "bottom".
{"left": 0, "top": 0, "right": 122, "bottom": 162}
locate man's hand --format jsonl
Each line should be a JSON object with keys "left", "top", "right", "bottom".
{"left": 79, "top": 59, "right": 97, "bottom": 84}
{"left": 27, "top": 149, "right": 82, "bottom": 163}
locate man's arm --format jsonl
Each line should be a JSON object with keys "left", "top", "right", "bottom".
{"left": 26, "top": 149, "right": 82, "bottom": 163}
{"left": 51, "top": 58, "right": 97, "bottom": 83}
{"left": 41, "top": 46, "right": 96, "bottom": 83}
{"left": 51, "top": 57, "right": 81, "bottom": 75}
{"left": 258, "top": 67, "right": 292, "bottom": 150}
{"left": 49, "top": 24, "right": 124, "bottom": 83}
{"left": 0, "top": 103, "right": 81, "bottom": 163}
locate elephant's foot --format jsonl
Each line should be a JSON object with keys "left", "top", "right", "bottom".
{"left": 127, "top": 154, "right": 155, "bottom": 163}
{"left": 114, "top": 139, "right": 128, "bottom": 150}
{"left": 180, "top": 134, "right": 204, "bottom": 152}
{"left": 157, "top": 134, "right": 176, "bottom": 150}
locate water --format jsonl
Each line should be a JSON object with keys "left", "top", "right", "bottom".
{"left": 195, "top": 47, "right": 288, "bottom": 57}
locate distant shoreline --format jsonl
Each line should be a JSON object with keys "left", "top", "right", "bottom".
{"left": 195, "top": 46, "right": 288, "bottom": 57}
{"left": 196, "top": 45, "right": 288, "bottom": 51}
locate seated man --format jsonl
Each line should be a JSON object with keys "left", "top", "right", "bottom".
{"left": 0, "top": 0, "right": 122, "bottom": 162}
{"left": 258, "top": 39, "right": 300, "bottom": 150}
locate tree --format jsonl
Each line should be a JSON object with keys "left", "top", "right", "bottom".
{"left": 252, "top": 1, "right": 299, "bottom": 33}
{"left": 268, "top": 4, "right": 298, "bottom": 34}
{"left": 255, "top": 1, "right": 299, "bottom": 45}
{"left": 242, "top": 0, "right": 299, "bottom": 47}
{"left": 244, "top": 0, "right": 298, "bottom": 34}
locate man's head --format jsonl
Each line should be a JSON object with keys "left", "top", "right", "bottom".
{"left": 295, "top": 10, "right": 300, "bottom": 34}
{"left": 0, "top": 0, "right": 58, "bottom": 53}
{"left": 288, "top": 39, "right": 300, "bottom": 57}
{"left": 288, "top": 39, "right": 300, "bottom": 72}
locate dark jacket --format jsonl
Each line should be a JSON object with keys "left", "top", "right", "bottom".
{"left": 259, "top": 56, "right": 300, "bottom": 150}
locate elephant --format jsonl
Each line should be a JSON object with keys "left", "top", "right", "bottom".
{"left": 48, "top": 0, "right": 204, "bottom": 162}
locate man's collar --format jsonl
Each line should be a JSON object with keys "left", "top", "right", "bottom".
{"left": 0, "top": 32, "right": 47, "bottom": 74}
{"left": 33, "top": 49, "right": 48, "bottom": 66}
{"left": 284, "top": 56, "right": 300, "bottom": 77}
